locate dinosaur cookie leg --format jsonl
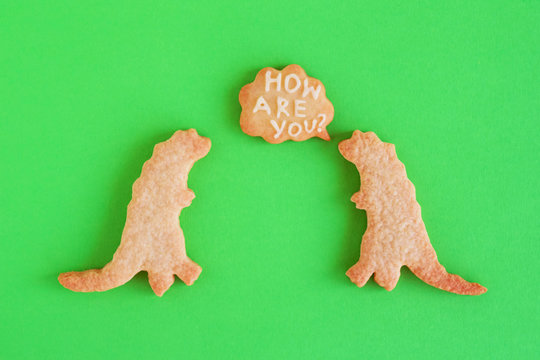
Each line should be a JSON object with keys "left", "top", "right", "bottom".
{"left": 346, "top": 260, "right": 373, "bottom": 288}
{"left": 373, "top": 266, "right": 402, "bottom": 291}
{"left": 59, "top": 129, "right": 211, "bottom": 296}
{"left": 144, "top": 231, "right": 203, "bottom": 295}
{"left": 174, "top": 258, "right": 202, "bottom": 286}
{"left": 147, "top": 272, "right": 176, "bottom": 297}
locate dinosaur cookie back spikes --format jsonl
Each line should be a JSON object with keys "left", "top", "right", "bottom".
{"left": 339, "top": 130, "right": 486, "bottom": 295}
{"left": 59, "top": 129, "right": 211, "bottom": 296}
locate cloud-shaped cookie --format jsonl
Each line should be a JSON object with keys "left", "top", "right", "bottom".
{"left": 239, "top": 64, "right": 334, "bottom": 144}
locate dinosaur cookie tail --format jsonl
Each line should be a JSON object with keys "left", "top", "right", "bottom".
{"left": 59, "top": 260, "right": 138, "bottom": 293}
{"left": 59, "top": 258, "right": 202, "bottom": 296}
{"left": 409, "top": 261, "right": 487, "bottom": 296}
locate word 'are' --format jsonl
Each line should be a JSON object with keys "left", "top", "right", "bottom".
{"left": 252, "top": 71, "right": 322, "bottom": 118}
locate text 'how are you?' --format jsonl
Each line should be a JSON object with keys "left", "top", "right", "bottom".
{"left": 239, "top": 64, "right": 334, "bottom": 144}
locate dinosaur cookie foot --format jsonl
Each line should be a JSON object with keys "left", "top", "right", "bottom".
{"left": 145, "top": 259, "right": 200, "bottom": 296}
{"left": 146, "top": 259, "right": 202, "bottom": 296}
{"left": 346, "top": 261, "right": 401, "bottom": 291}
{"left": 346, "top": 262, "right": 372, "bottom": 288}
{"left": 174, "top": 259, "right": 202, "bottom": 286}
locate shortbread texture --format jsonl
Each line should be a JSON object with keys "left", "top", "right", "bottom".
{"left": 339, "top": 130, "right": 486, "bottom": 295}
{"left": 59, "top": 129, "right": 211, "bottom": 296}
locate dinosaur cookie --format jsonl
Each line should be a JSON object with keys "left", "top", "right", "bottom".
{"left": 59, "top": 129, "right": 211, "bottom": 296}
{"left": 339, "top": 130, "right": 486, "bottom": 295}
{"left": 239, "top": 64, "right": 334, "bottom": 143}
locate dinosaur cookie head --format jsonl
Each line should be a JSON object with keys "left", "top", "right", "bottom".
{"left": 239, "top": 64, "right": 334, "bottom": 144}
{"left": 168, "top": 129, "right": 211, "bottom": 161}
{"left": 339, "top": 130, "right": 397, "bottom": 165}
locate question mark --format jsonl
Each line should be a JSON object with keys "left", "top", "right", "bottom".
{"left": 317, "top": 114, "right": 327, "bottom": 133}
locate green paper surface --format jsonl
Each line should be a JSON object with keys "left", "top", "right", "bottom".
{"left": 1, "top": 1, "right": 539, "bottom": 359}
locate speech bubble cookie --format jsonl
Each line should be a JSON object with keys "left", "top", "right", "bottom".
{"left": 239, "top": 64, "right": 334, "bottom": 143}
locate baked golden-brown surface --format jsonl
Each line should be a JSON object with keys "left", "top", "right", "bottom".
{"left": 59, "top": 129, "right": 211, "bottom": 296}
{"left": 339, "top": 130, "right": 486, "bottom": 295}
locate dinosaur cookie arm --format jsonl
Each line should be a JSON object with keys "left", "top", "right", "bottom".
{"left": 177, "top": 189, "right": 195, "bottom": 208}
{"left": 351, "top": 190, "right": 368, "bottom": 209}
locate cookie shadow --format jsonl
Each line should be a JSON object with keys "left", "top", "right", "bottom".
{"left": 225, "top": 66, "right": 258, "bottom": 131}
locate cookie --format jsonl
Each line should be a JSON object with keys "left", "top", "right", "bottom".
{"left": 59, "top": 129, "right": 211, "bottom": 296}
{"left": 339, "top": 130, "right": 486, "bottom": 295}
{"left": 239, "top": 64, "right": 334, "bottom": 143}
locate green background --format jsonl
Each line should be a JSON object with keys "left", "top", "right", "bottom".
{"left": 1, "top": 1, "right": 539, "bottom": 359}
